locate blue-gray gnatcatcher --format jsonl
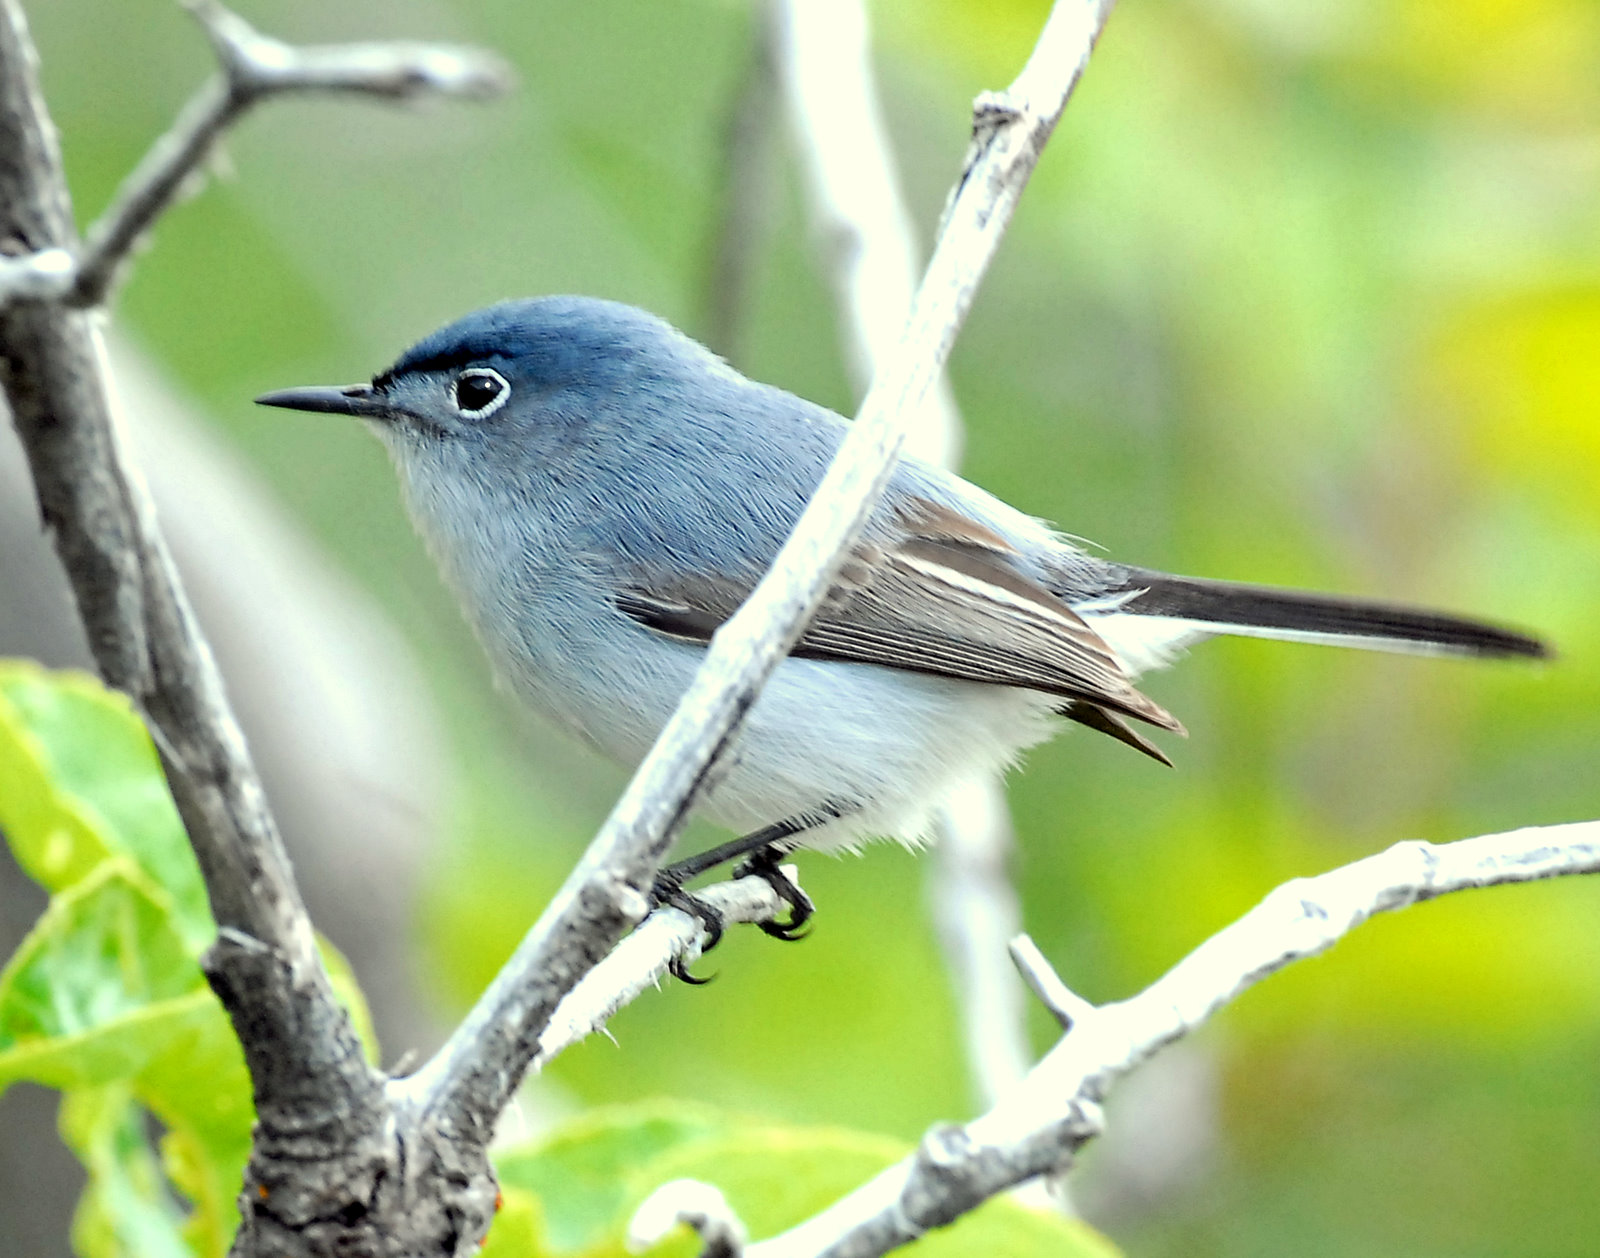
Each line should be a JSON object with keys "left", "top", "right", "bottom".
{"left": 258, "top": 296, "right": 1547, "bottom": 922}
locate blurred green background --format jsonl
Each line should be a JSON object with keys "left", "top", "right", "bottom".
{"left": 16, "top": 0, "right": 1600, "bottom": 1253}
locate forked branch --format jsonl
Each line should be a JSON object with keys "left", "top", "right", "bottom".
{"left": 635, "top": 820, "right": 1600, "bottom": 1258}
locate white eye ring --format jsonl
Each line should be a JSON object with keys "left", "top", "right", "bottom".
{"left": 452, "top": 367, "right": 511, "bottom": 418}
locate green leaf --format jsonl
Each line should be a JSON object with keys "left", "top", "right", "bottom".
{"left": 0, "top": 859, "right": 253, "bottom": 1255}
{"left": 0, "top": 661, "right": 211, "bottom": 948}
{"left": 487, "top": 1101, "right": 1120, "bottom": 1258}
{"left": 0, "top": 664, "right": 260, "bottom": 1255}
{"left": 61, "top": 1085, "right": 193, "bottom": 1258}
{"left": 480, "top": 1187, "right": 548, "bottom": 1258}
{"left": 0, "top": 863, "right": 206, "bottom": 1087}
{"left": 0, "top": 669, "right": 118, "bottom": 896}
{"left": 0, "top": 663, "right": 387, "bottom": 1256}
{"left": 491, "top": 1101, "right": 724, "bottom": 1254}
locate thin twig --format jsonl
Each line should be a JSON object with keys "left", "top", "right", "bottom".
{"left": 411, "top": 0, "right": 1120, "bottom": 1150}
{"left": 67, "top": 1, "right": 510, "bottom": 307}
{"left": 0, "top": 0, "right": 510, "bottom": 312}
{"left": 630, "top": 1179, "right": 749, "bottom": 1258}
{"left": 736, "top": 820, "right": 1600, "bottom": 1258}
{"left": 1008, "top": 934, "right": 1095, "bottom": 1030}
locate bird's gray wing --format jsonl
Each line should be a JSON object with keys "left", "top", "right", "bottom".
{"left": 614, "top": 496, "right": 1183, "bottom": 743}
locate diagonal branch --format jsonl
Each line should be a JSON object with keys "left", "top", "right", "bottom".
{"left": 771, "top": 0, "right": 1034, "bottom": 1117}
{"left": 72, "top": 0, "right": 509, "bottom": 308}
{"left": 685, "top": 819, "right": 1597, "bottom": 1258}
{"left": 406, "top": 0, "right": 1120, "bottom": 1148}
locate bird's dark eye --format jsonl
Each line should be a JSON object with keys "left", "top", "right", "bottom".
{"left": 452, "top": 368, "right": 510, "bottom": 418}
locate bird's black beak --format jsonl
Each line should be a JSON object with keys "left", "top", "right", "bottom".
{"left": 254, "top": 383, "right": 392, "bottom": 420}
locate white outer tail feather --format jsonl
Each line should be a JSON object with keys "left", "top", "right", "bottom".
{"left": 1082, "top": 608, "right": 1497, "bottom": 679}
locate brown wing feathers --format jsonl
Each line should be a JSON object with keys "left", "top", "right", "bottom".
{"left": 616, "top": 497, "right": 1183, "bottom": 762}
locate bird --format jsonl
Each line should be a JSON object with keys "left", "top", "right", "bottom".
{"left": 257, "top": 296, "right": 1548, "bottom": 937}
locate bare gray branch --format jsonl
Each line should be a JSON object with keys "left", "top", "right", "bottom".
{"left": 630, "top": 1179, "right": 750, "bottom": 1258}
{"left": 0, "top": 3, "right": 506, "bottom": 1251}
{"left": 0, "top": 0, "right": 511, "bottom": 312}
{"left": 741, "top": 820, "right": 1600, "bottom": 1258}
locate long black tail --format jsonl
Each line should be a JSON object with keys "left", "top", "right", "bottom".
{"left": 1109, "top": 567, "right": 1550, "bottom": 660}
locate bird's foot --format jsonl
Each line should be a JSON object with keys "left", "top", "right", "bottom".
{"left": 733, "top": 847, "right": 814, "bottom": 941}
{"left": 650, "top": 874, "right": 724, "bottom": 984}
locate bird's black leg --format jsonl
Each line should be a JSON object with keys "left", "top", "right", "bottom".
{"left": 654, "top": 817, "right": 812, "bottom": 889}
{"left": 655, "top": 883, "right": 724, "bottom": 985}
{"left": 732, "top": 841, "right": 814, "bottom": 941}
{"left": 650, "top": 823, "right": 801, "bottom": 984}
{"left": 651, "top": 809, "right": 842, "bottom": 978}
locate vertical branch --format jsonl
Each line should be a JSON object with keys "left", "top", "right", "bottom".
{"left": 0, "top": 0, "right": 389, "bottom": 1232}
{"left": 772, "top": 0, "right": 961, "bottom": 469}
{"left": 771, "top": 0, "right": 1032, "bottom": 1114}
{"left": 0, "top": 3, "right": 510, "bottom": 1250}
{"left": 929, "top": 781, "right": 1032, "bottom": 1102}
{"left": 0, "top": 0, "right": 315, "bottom": 969}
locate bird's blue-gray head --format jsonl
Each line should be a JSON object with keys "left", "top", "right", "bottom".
{"left": 254, "top": 295, "right": 838, "bottom": 592}
{"left": 255, "top": 295, "right": 733, "bottom": 447}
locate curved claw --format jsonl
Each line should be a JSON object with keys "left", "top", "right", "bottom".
{"left": 756, "top": 889, "right": 813, "bottom": 941}
{"left": 654, "top": 882, "right": 726, "bottom": 985}
{"left": 668, "top": 954, "right": 716, "bottom": 985}
{"left": 758, "top": 917, "right": 811, "bottom": 943}
{"left": 733, "top": 854, "right": 815, "bottom": 943}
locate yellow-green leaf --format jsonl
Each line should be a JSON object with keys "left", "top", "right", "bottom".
{"left": 487, "top": 1101, "right": 1119, "bottom": 1258}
